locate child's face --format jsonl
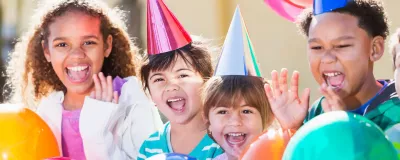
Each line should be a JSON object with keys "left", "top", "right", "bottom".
{"left": 43, "top": 11, "right": 112, "bottom": 95}
{"left": 148, "top": 54, "right": 204, "bottom": 124}
{"left": 307, "top": 13, "right": 374, "bottom": 98}
{"left": 208, "top": 98, "right": 263, "bottom": 159}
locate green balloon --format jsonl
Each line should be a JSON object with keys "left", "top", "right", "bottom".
{"left": 282, "top": 111, "right": 399, "bottom": 160}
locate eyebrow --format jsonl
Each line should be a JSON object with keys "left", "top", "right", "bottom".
{"left": 308, "top": 36, "right": 355, "bottom": 43}
{"left": 175, "top": 68, "right": 192, "bottom": 72}
{"left": 52, "top": 35, "right": 100, "bottom": 42}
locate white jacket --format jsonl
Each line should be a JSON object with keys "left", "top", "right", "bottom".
{"left": 36, "top": 76, "right": 163, "bottom": 160}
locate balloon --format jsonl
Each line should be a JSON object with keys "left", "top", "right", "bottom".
{"left": 282, "top": 111, "right": 398, "bottom": 160}
{"left": 240, "top": 129, "right": 295, "bottom": 160}
{"left": 285, "top": 0, "right": 313, "bottom": 8}
{"left": 147, "top": 153, "right": 197, "bottom": 160}
{"left": 0, "top": 106, "right": 60, "bottom": 159}
{"left": 385, "top": 123, "right": 400, "bottom": 158}
{"left": 264, "top": 0, "right": 312, "bottom": 22}
{"left": 45, "top": 157, "right": 72, "bottom": 160}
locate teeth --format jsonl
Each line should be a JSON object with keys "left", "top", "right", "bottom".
{"left": 228, "top": 133, "right": 244, "bottom": 137}
{"left": 67, "top": 66, "right": 88, "bottom": 72}
{"left": 324, "top": 72, "right": 341, "bottom": 77}
{"left": 167, "top": 98, "right": 183, "bottom": 103}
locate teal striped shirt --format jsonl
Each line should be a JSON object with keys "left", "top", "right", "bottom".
{"left": 137, "top": 122, "right": 224, "bottom": 160}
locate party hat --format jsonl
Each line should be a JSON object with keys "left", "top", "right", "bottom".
{"left": 147, "top": 0, "right": 192, "bottom": 55}
{"left": 214, "top": 6, "right": 261, "bottom": 77}
{"left": 313, "top": 0, "right": 354, "bottom": 15}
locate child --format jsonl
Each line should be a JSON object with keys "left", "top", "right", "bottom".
{"left": 137, "top": 0, "right": 223, "bottom": 159}
{"left": 7, "top": 0, "right": 163, "bottom": 159}
{"left": 202, "top": 7, "right": 275, "bottom": 160}
{"left": 387, "top": 28, "right": 400, "bottom": 156}
{"left": 265, "top": 0, "right": 400, "bottom": 132}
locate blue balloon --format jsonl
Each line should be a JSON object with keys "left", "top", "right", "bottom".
{"left": 313, "top": 0, "right": 353, "bottom": 15}
{"left": 146, "top": 153, "right": 197, "bottom": 160}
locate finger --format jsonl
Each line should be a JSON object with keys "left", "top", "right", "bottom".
{"left": 98, "top": 72, "right": 108, "bottom": 100}
{"left": 321, "top": 98, "right": 332, "bottom": 112}
{"left": 90, "top": 91, "right": 95, "bottom": 99}
{"left": 106, "top": 76, "right": 113, "bottom": 102}
{"left": 325, "top": 86, "right": 344, "bottom": 111}
{"left": 93, "top": 74, "right": 102, "bottom": 99}
{"left": 290, "top": 71, "right": 300, "bottom": 99}
{"left": 113, "top": 91, "right": 119, "bottom": 104}
{"left": 300, "top": 88, "right": 310, "bottom": 109}
{"left": 264, "top": 84, "right": 275, "bottom": 103}
{"left": 271, "top": 70, "right": 281, "bottom": 97}
{"left": 279, "top": 68, "right": 288, "bottom": 93}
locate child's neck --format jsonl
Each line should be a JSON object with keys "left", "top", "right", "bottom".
{"left": 226, "top": 154, "right": 238, "bottom": 160}
{"left": 169, "top": 112, "right": 207, "bottom": 154}
{"left": 343, "top": 76, "right": 383, "bottom": 110}
{"left": 63, "top": 91, "right": 88, "bottom": 111}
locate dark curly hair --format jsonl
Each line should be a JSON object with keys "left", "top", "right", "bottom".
{"left": 296, "top": 0, "right": 389, "bottom": 39}
{"left": 7, "top": 0, "right": 138, "bottom": 107}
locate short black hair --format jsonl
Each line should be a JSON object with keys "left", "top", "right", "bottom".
{"left": 297, "top": 0, "right": 389, "bottom": 39}
{"left": 139, "top": 42, "right": 213, "bottom": 91}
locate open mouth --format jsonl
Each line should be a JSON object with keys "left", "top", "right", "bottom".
{"left": 166, "top": 97, "right": 186, "bottom": 113}
{"left": 65, "top": 65, "right": 90, "bottom": 83}
{"left": 323, "top": 71, "right": 345, "bottom": 90}
{"left": 224, "top": 132, "right": 247, "bottom": 147}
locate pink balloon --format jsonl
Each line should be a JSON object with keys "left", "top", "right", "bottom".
{"left": 264, "top": 0, "right": 305, "bottom": 22}
{"left": 285, "top": 0, "right": 313, "bottom": 8}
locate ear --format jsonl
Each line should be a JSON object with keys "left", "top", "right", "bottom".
{"left": 370, "top": 36, "right": 385, "bottom": 62}
{"left": 104, "top": 35, "right": 113, "bottom": 58}
{"left": 42, "top": 40, "right": 51, "bottom": 62}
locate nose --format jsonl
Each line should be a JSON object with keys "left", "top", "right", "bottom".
{"left": 227, "top": 111, "right": 243, "bottom": 127}
{"left": 165, "top": 79, "right": 180, "bottom": 92}
{"left": 70, "top": 47, "right": 86, "bottom": 59}
{"left": 321, "top": 49, "right": 336, "bottom": 64}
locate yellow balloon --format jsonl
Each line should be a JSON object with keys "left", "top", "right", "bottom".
{"left": 0, "top": 106, "right": 60, "bottom": 160}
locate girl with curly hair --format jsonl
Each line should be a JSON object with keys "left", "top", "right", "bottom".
{"left": 7, "top": 0, "right": 163, "bottom": 159}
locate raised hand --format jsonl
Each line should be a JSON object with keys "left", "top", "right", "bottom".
{"left": 319, "top": 82, "right": 345, "bottom": 112}
{"left": 90, "top": 72, "right": 119, "bottom": 104}
{"left": 265, "top": 68, "right": 310, "bottom": 130}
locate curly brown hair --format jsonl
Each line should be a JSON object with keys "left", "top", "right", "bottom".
{"left": 296, "top": 0, "right": 389, "bottom": 39}
{"left": 6, "top": 0, "right": 138, "bottom": 107}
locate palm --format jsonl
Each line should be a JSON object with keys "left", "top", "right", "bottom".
{"left": 265, "top": 69, "right": 310, "bottom": 130}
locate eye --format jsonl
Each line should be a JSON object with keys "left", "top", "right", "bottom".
{"left": 55, "top": 43, "right": 67, "bottom": 47}
{"left": 310, "top": 46, "right": 322, "bottom": 50}
{"left": 84, "top": 41, "right": 97, "bottom": 45}
{"left": 217, "top": 110, "right": 227, "bottom": 114}
{"left": 178, "top": 74, "right": 189, "bottom": 78}
{"left": 336, "top": 44, "right": 352, "bottom": 48}
{"left": 153, "top": 78, "right": 164, "bottom": 83}
{"left": 242, "top": 109, "right": 253, "bottom": 114}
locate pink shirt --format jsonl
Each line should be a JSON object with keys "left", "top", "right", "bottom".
{"left": 61, "top": 76, "right": 127, "bottom": 160}
{"left": 61, "top": 109, "right": 86, "bottom": 160}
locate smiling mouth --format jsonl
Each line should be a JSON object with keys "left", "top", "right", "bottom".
{"left": 224, "top": 132, "right": 247, "bottom": 147}
{"left": 65, "top": 65, "right": 90, "bottom": 83}
{"left": 323, "top": 71, "right": 345, "bottom": 89}
{"left": 166, "top": 97, "right": 186, "bottom": 113}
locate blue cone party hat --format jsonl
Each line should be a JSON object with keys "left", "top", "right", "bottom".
{"left": 313, "top": 0, "right": 354, "bottom": 15}
{"left": 214, "top": 6, "right": 261, "bottom": 77}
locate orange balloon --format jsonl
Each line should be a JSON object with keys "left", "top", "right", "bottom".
{"left": 0, "top": 106, "right": 60, "bottom": 159}
{"left": 240, "top": 129, "right": 295, "bottom": 160}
